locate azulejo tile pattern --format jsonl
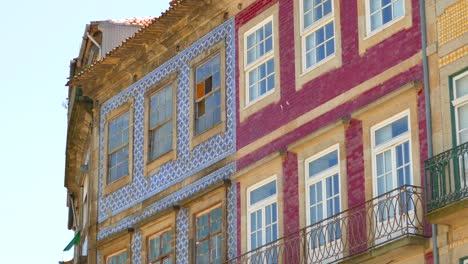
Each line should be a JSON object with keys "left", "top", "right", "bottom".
{"left": 176, "top": 208, "right": 189, "bottom": 264}
{"left": 97, "top": 18, "right": 236, "bottom": 223}
{"left": 227, "top": 183, "right": 238, "bottom": 260}
{"left": 97, "top": 163, "right": 236, "bottom": 241}
{"left": 131, "top": 230, "right": 142, "bottom": 264}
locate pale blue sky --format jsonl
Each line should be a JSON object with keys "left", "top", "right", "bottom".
{"left": 0, "top": 1, "right": 169, "bottom": 263}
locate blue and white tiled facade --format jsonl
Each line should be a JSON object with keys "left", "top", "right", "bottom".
{"left": 176, "top": 208, "right": 189, "bottom": 264}
{"left": 98, "top": 18, "right": 236, "bottom": 223}
{"left": 97, "top": 18, "right": 238, "bottom": 263}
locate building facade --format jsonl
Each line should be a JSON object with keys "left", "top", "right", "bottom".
{"left": 62, "top": 0, "right": 467, "bottom": 263}
{"left": 423, "top": 0, "right": 468, "bottom": 263}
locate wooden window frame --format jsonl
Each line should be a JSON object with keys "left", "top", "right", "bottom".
{"left": 189, "top": 41, "right": 227, "bottom": 149}
{"left": 147, "top": 229, "right": 174, "bottom": 264}
{"left": 140, "top": 212, "right": 177, "bottom": 264}
{"left": 194, "top": 205, "right": 224, "bottom": 264}
{"left": 99, "top": 233, "right": 131, "bottom": 264}
{"left": 144, "top": 73, "right": 178, "bottom": 176}
{"left": 102, "top": 100, "right": 134, "bottom": 195}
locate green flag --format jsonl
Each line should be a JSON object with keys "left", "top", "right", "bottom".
{"left": 63, "top": 230, "right": 81, "bottom": 251}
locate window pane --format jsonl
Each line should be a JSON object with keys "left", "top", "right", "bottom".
{"left": 246, "top": 21, "right": 273, "bottom": 65}
{"left": 195, "top": 55, "right": 221, "bottom": 135}
{"left": 393, "top": 0, "right": 404, "bottom": 18}
{"left": 375, "top": 116, "right": 408, "bottom": 146}
{"left": 304, "top": 21, "right": 335, "bottom": 69}
{"left": 456, "top": 74, "right": 468, "bottom": 99}
{"left": 149, "top": 236, "right": 161, "bottom": 260}
{"left": 458, "top": 104, "right": 468, "bottom": 139}
{"left": 210, "top": 208, "right": 222, "bottom": 233}
{"left": 108, "top": 112, "right": 130, "bottom": 152}
{"left": 250, "top": 180, "right": 277, "bottom": 205}
{"left": 382, "top": 5, "right": 392, "bottom": 24}
{"left": 308, "top": 150, "right": 338, "bottom": 177}
{"left": 370, "top": 0, "right": 381, "bottom": 13}
{"left": 196, "top": 241, "right": 209, "bottom": 264}
{"left": 197, "top": 214, "right": 209, "bottom": 239}
{"left": 162, "top": 231, "right": 172, "bottom": 255}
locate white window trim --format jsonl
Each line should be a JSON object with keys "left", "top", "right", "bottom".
{"left": 304, "top": 144, "right": 341, "bottom": 227}
{"left": 370, "top": 109, "right": 412, "bottom": 198}
{"left": 246, "top": 175, "right": 278, "bottom": 251}
{"left": 299, "top": 0, "right": 336, "bottom": 74}
{"left": 244, "top": 16, "right": 276, "bottom": 107}
{"left": 452, "top": 71, "right": 468, "bottom": 145}
{"left": 364, "top": 0, "right": 406, "bottom": 38}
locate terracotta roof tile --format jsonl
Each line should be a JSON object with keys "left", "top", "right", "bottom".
{"left": 107, "top": 17, "right": 155, "bottom": 27}
{"left": 69, "top": 0, "right": 189, "bottom": 84}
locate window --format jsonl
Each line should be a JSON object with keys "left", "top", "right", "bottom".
{"left": 451, "top": 71, "right": 468, "bottom": 188}
{"left": 148, "top": 230, "right": 173, "bottom": 264}
{"left": 107, "top": 111, "right": 130, "bottom": 184}
{"left": 194, "top": 54, "right": 222, "bottom": 135}
{"left": 305, "top": 146, "right": 341, "bottom": 246}
{"left": 452, "top": 71, "right": 468, "bottom": 145}
{"left": 372, "top": 112, "right": 412, "bottom": 198}
{"left": 107, "top": 250, "right": 127, "bottom": 264}
{"left": 461, "top": 256, "right": 468, "bottom": 264}
{"left": 301, "top": 0, "right": 335, "bottom": 71}
{"left": 247, "top": 177, "right": 278, "bottom": 251}
{"left": 195, "top": 207, "right": 222, "bottom": 264}
{"left": 244, "top": 17, "right": 275, "bottom": 104}
{"left": 103, "top": 102, "right": 133, "bottom": 194}
{"left": 367, "top": 0, "right": 404, "bottom": 33}
{"left": 148, "top": 85, "right": 173, "bottom": 161}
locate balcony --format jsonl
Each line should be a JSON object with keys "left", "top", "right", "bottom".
{"left": 227, "top": 185, "right": 426, "bottom": 264}
{"left": 424, "top": 141, "right": 468, "bottom": 213}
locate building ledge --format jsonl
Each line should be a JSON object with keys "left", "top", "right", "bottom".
{"left": 427, "top": 198, "right": 468, "bottom": 226}
{"left": 341, "top": 236, "right": 429, "bottom": 264}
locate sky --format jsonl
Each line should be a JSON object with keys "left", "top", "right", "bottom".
{"left": 0, "top": 1, "right": 170, "bottom": 263}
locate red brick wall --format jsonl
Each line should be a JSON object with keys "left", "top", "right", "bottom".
{"left": 238, "top": 65, "right": 424, "bottom": 170}
{"left": 236, "top": 0, "right": 423, "bottom": 157}
{"left": 345, "top": 119, "right": 365, "bottom": 208}
{"left": 282, "top": 151, "right": 299, "bottom": 236}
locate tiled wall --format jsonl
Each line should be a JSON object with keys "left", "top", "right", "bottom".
{"left": 438, "top": 0, "right": 467, "bottom": 46}
{"left": 97, "top": 18, "right": 236, "bottom": 223}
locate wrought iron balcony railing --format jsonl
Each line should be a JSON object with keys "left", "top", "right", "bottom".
{"left": 227, "top": 185, "right": 426, "bottom": 264}
{"left": 424, "top": 141, "right": 468, "bottom": 212}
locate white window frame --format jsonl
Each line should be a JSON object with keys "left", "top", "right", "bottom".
{"left": 246, "top": 175, "right": 278, "bottom": 251}
{"left": 370, "top": 110, "right": 416, "bottom": 244}
{"left": 244, "top": 16, "right": 276, "bottom": 107}
{"left": 299, "top": 0, "right": 336, "bottom": 73}
{"left": 365, "top": 0, "right": 406, "bottom": 37}
{"left": 370, "top": 110, "right": 412, "bottom": 198}
{"left": 304, "top": 145, "right": 342, "bottom": 263}
{"left": 452, "top": 71, "right": 468, "bottom": 145}
{"left": 304, "top": 144, "right": 341, "bottom": 226}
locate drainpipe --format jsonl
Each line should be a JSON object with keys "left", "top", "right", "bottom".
{"left": 86, "top": 33, "right": 102, "bottom": 59}
{"left": 419, "top": 0, "right": 439, "bottom": 263}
